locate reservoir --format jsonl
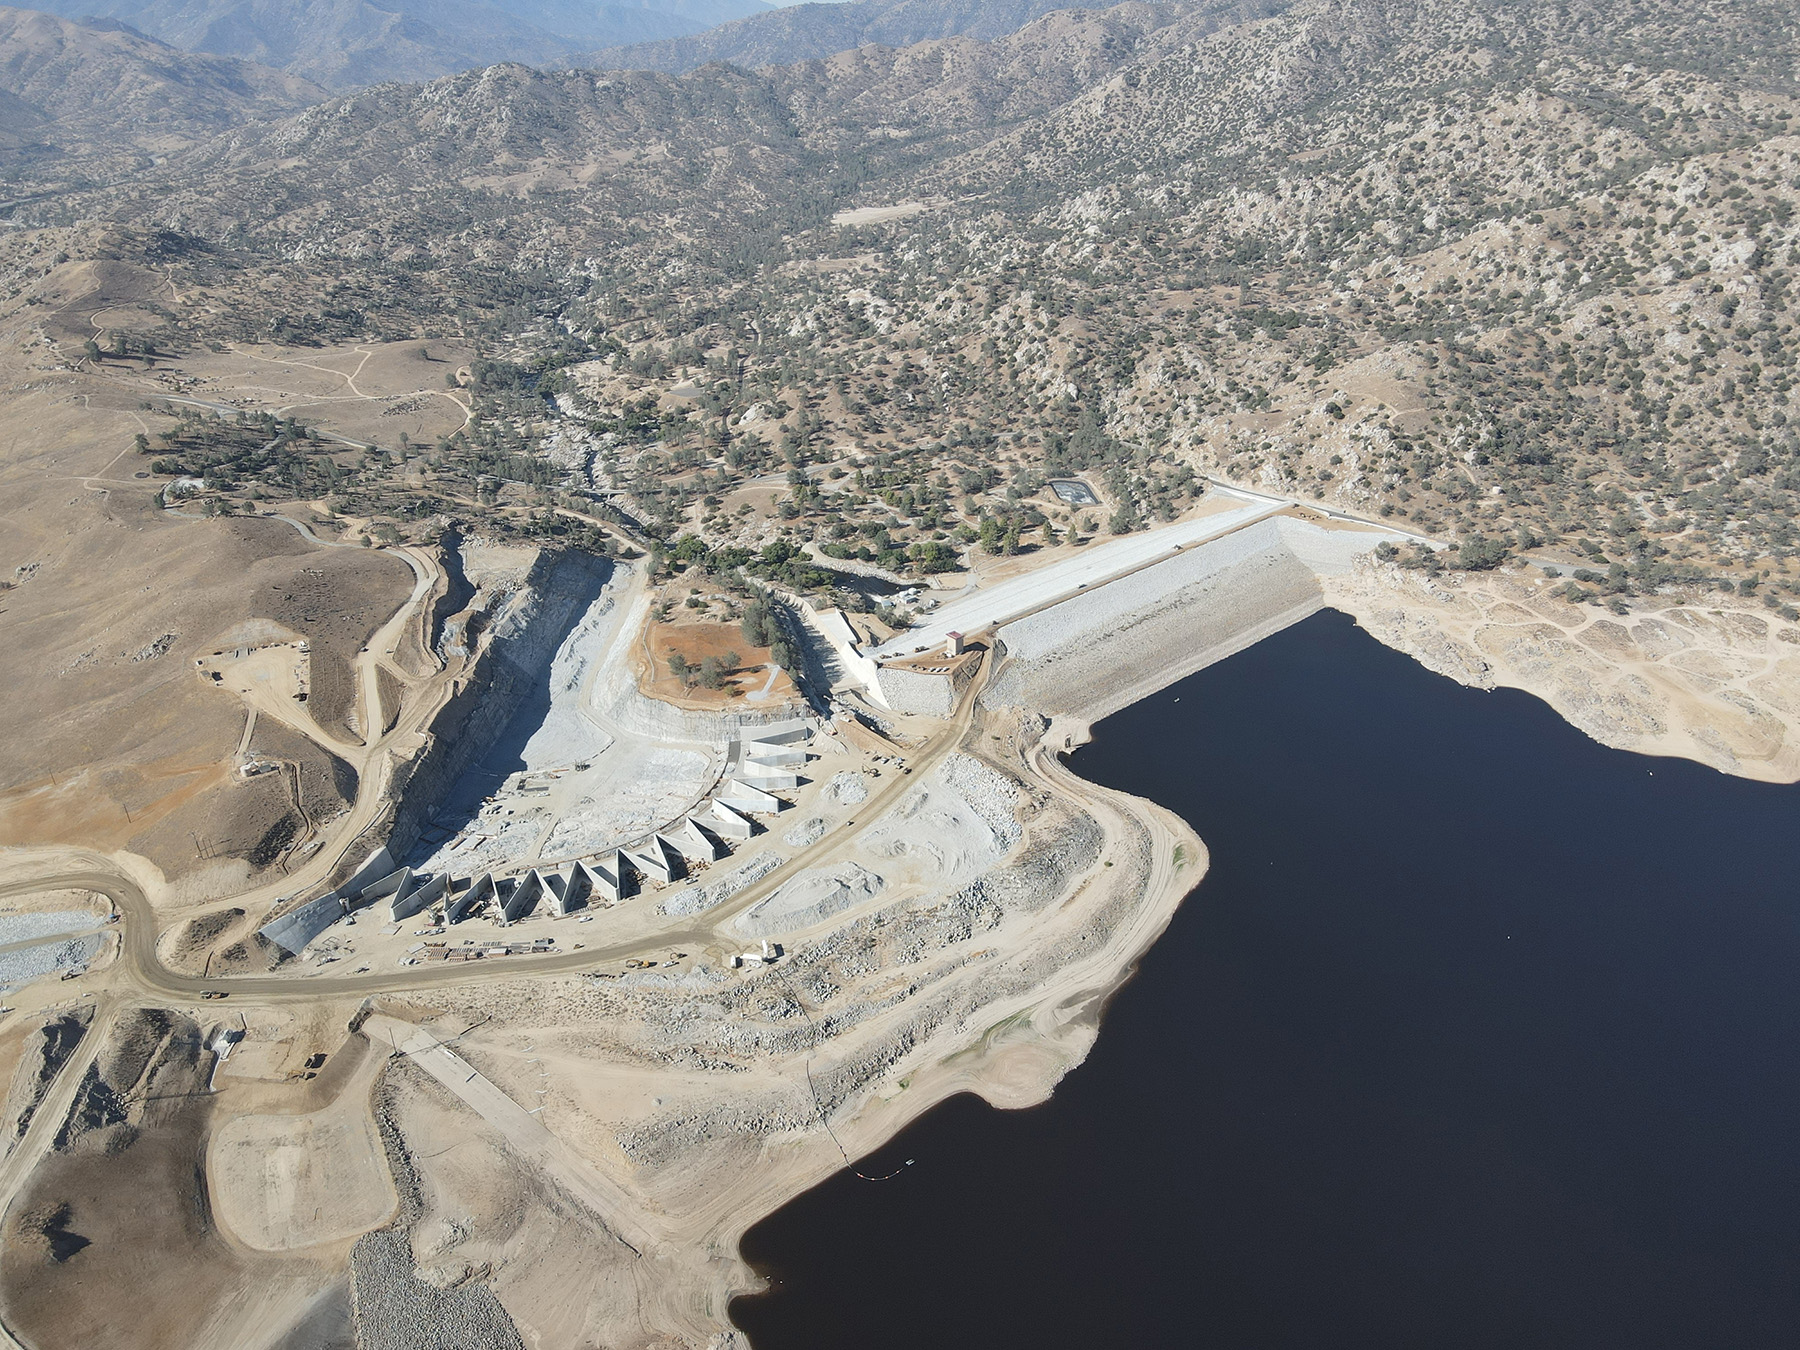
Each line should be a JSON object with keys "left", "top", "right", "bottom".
{"left": 732, "top": 610, "right": 1800, "bottom": 1348}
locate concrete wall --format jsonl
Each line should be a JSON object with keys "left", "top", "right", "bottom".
{"left": 259, "top": 892, "right": 346, "bottom": 956}
{"left": 393, "top": 873, "right": 447, "bottom": 923}
{"left": 983, "top": 516, "right": 1395, "bottom": 721}
{"left": 745, "top": 745, "right": 805, "bottom": 769}
{"left": 503, "top": 870, "right": 545, "bottom": 921}
{"left": 739, "top": 769, "right": 800, "bottom": 790}
{"left": 625, "top": 845, "right": 673, "bottom": 886}
{"left": 681, "top": 818, "right": 728, "bottom": 862}
{"left": 707, "top": 802, "right": 755, "bottom": 840}
{"left": 653, "top": 835, "right": 691, "bottom": 880}
{"left": 358, "top": 868, "right": 412, "bottom": 908}
{"left": 448, "top": 873, "right": 493, "bottom": 923}
{"left": 594, "top": 854, "right": 625, "bottom": 902}
{"left": 720, "top": 780, "right": 781, "bottom": 814}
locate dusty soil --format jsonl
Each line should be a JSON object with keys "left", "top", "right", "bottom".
{"left": 641, "top": 620, "right": 797, "bottom": 708}
{"left": 210, "top": 1040, "right": 396, "bottom": 1252}
{"left": 0, "top": 247, "right": 437, "bottom": 893}
{"left": 171, "top": 340, "right": 474, "bottom": 449}
{"left": 1327, "top": 559, "right": 1800, "bottom": 782}
{"left": 0, "top": 390, "right": 410, "bottom": 880}
{"left": 0, "top": 1008, "right": 343, "bottom": 1350}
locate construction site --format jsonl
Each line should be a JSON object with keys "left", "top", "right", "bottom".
{"left": 0, "top": 473, "right": 1407, "bottom": 1345}
{"left": 9, "top": 469, "right": 1799, "bottom": 1349}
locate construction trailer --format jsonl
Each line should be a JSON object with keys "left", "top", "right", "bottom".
{"left": 707, "top": 801, "right": 755, "bottom": 840}
{"left": 720, "top": 779, "right": 782, "bottom": 815}
{"left": 680, "top": 817, "right": 729, "bottom": 863}
{"left": 448, "top": 873, "right": 494, "bottom": 923}
{"left": 391, "top": 871, "right": 447, "bottom": 923}
{"left": 503, "top": 869, "right": 546, "bottom": 921}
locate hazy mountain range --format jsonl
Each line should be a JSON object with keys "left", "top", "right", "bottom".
{"left": 578, "top": 0, "right": 1120, "bottom": 73}
{"left": 0, "top": 6, "right": 320, "bottom": 186}
{"left": 24, "top": 0, "right": 779, "bottom": 87}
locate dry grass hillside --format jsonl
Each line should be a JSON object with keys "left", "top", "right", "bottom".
{"left": 0, "top": 233, "right": 414, "bottom": 882}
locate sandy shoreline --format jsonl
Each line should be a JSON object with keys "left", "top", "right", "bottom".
{"left": 345, "top": 706, "right": 1208, "bottom": 1346}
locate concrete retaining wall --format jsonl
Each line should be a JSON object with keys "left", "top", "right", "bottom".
{"left": 707, "top": 802, "right": 755, "bottom": 840}
{"left": 448, "top": 873, "right": 493, "bottom": 923}
{"left": 503, "top": 870, "right": 546, "bottom": 921}
{"left": 259, "top": 892, "right": 346, "bottom": 957}
{"left": 393, "top": 873, "right": 447, "bottom": 922}
{"left": 720, "top": 780, "right": 781, "bottom": 814}
{"left": 983, "top": 517, "right": 1396, "bottom": 721}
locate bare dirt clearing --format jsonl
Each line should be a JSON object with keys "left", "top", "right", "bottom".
{"left": 210, "top": 1041, "right": 397, "bottom": 1251}
{"left": 174, "top": 340, "right": 475, "bottom": 447}
{"left": 1329, "top": 561, "right": 1800, "bottom": 782}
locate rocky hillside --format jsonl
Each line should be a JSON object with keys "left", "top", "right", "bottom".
{"left": 0, "top": 7, "right": 322, "bottom": 190}
{"left": 24, "top": 0, "right": 775, "bottom": 90}
{"left": 21, "top": 0, "right": 1800, "bottom": 613}
{"left": 580, "top": 0, "right": 1112, "bottom": 74}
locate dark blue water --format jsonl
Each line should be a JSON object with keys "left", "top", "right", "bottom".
{"left": 731, "top": 610, "right": 1800, "bottom": 1349}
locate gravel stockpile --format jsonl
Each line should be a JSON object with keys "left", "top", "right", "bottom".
{"left": 938, "top": 754, "right": 1024, "bottom": 852}
{"left": 0, "top": 935, "right": 103, "bottom": 990}
{"left": 0, "top": 910, "right": 98, "bottom": 946}
{"left": 660, "top": 853, "right": 782, "bottom": 918}
{"left": 782, "top": 816, "right": 828, "bottom": 848}
{"left": 350, "top": 1231, "right": 524, "bottom": 1350}
{"left": 821, "top": 772, "right": 868, "bottom": 805}
{"left": 734, "top": 863, "right": 885, "bottom": 938}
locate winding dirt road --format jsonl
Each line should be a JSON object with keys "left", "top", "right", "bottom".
{"left": 0, "top": 650, "right": 990, "bottom": 1005}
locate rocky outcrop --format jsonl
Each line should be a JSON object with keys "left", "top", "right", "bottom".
{"left": 383, "top": 550, "right": 612, "bottom": 861}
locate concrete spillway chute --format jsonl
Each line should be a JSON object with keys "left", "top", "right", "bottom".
{"left": 358, "top": 868, "right": 412, "bottom": 911}
{"left": 678, "top": 817, "right": 729, "bottom": 863}
{"left": 738, "top": 768, "right": 800, "bottom": 790}
{"left": 556, "top": 865, "right": 589, "bottom": 915}
{"left": 747, "top": 721, "right": 812, "bottom": 746}
{"left": 706, "top": 801, "right": 755, "bottom": 840}
{"left": 342, "top": 845, "right": 397, "bottom": 900}
{"left": 624, "top": 840, "right": 677, "bottom": 887}
{"left": 503, "top": 869, "right": 547, "bottom": 921}
{"left": 390, "top": 871, "right": 448, "bottom": 923}
{"left": 583, "top": 853, "right": 624, "bottom": 904}
{"left": 719, "top": 779, "right": 782, "bottom": 815}
{"left": 448, "top": 873, "right": 493, "bottom": 924}
{"left": 744, "top": 744, "right": 805, "bottom": 768}
{"left": 653, "top": 834, "right": 690, "bottom": 882}
{"left": 258, "top": 891, "right": 347, "bottom": 957}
